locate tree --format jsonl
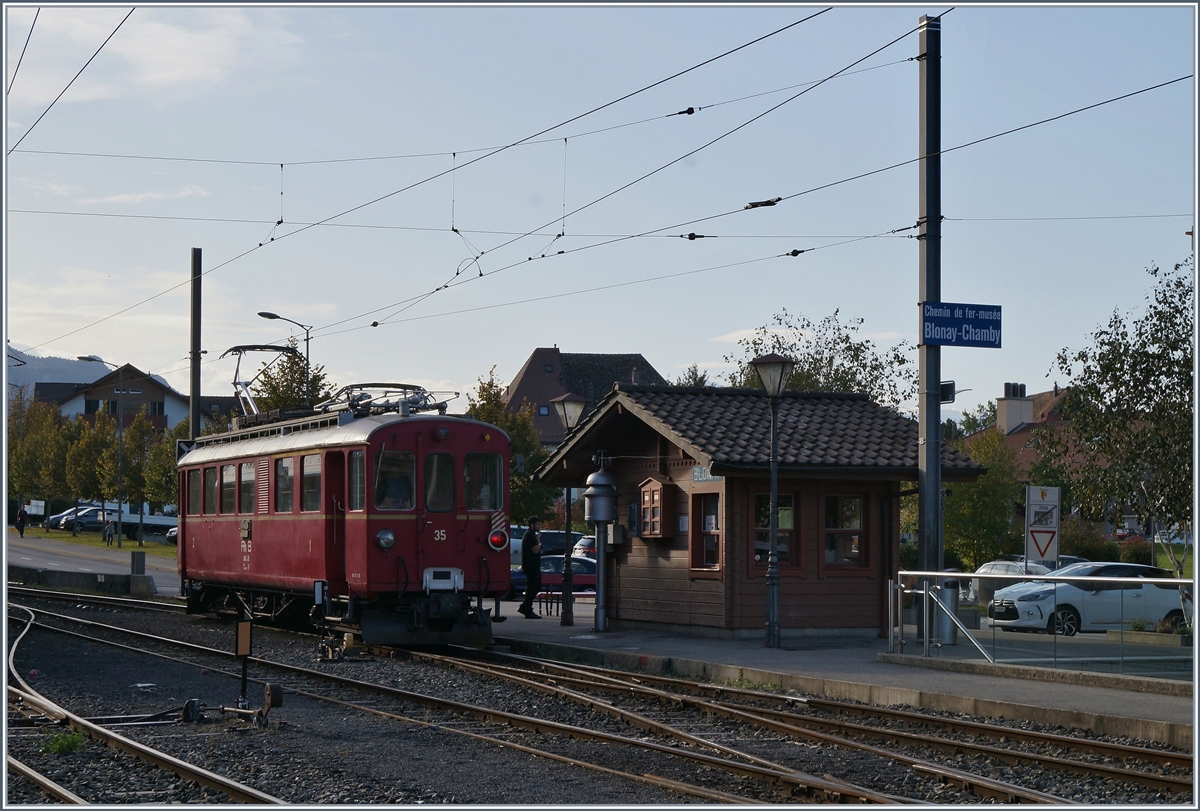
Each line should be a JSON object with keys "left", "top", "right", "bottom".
{"left": 249, "top": 337, "right": 334, "bottom": 411}
{"left": 724, "top": 308, "right": 917, "bottom": 411}
{"left": 145, "top": 419, "right": 191, "bottom": 510}
{"left": 102, "top": 410, "right": 157, "bottom": 543}
{"left": 7, "top": 386, "right": 62, "bottom": 502}
{"left": 1040, "top": 256, "right": 1193, "bottom": 578}
{"left": 673, "top": 364, "right": 711, "bottom": 387}
{"left": 943, "top": 401, "right": 996, "bottom": 441}
{"left": 465, "top": 367, "right": 556, "bottom": 523}
{"left": 943, "top": 427, "right": 1025, "bottom": 570}
{"left": 66, "top": 412, "right": 114, "bottom": 532}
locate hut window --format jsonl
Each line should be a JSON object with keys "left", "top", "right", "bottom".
{"left": 690, "top": 493, "right": 721, "bottom": 569}
{"left": 824, "top": 495, "right": 864, "bottom": 565}
{"left": 753, "top": 493, "right": 793, "bottom": 564}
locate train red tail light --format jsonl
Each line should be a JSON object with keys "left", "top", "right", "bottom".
{"left": 487, "top": 529, "right": 509, "bottom": 552}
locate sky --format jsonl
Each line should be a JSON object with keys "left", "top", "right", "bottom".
{"left": 3, "top": 3, "right": 1196, "bottom": 422}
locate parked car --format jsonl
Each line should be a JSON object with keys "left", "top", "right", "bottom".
{"left": 1000, "top": 554, "right": 1089, "bottom": 571}
{"left": 165, "top": 526, "right": 178, "bottom": 545}
{"left": 988, "top": 562, "right": 1190, "bottom": 636}
{"left": 505, "top": 555, "right": 597, "bottom": 600}
{"left": 54, "top": 506, "right": 108, "bottom": 533}
{"left": 46, "top": 504, "right": 100, "bottom": 529}
{"left": 536, "top": 530, "right": 583, "bottom": 557}
{"left": 968, "top": 560, "right": 1051, "bottom": 605}
{"left": 572, "top": 536, "right": 597, "bottom": 557}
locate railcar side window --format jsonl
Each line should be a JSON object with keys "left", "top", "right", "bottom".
{"left": 203, "top": 467, "right": 217, "bottom": 515}
{"left": 464, "top": 452, "right": 502, "bottom": 510}
{"left": 349, "top": 451, "right": 365, "bottom": 511}
{"left": 301, "top": 454, "right": 321, "bottom": 512}
{"left": 374, "top": 450, "right": 415, "bottom": 510}
{"left": 220, "top": 465, "right": 236, "bottom": 514}
{"left": 276, "top": 457, "right": 294, "bottom": 513}
{"left": 187, "top": 470, "right": 201, "bottom": 515}
{"left": 424, "top": 453, "right": 455, "bottom": 512}
{"left": 239, "top": 462, "right": 255, "bottom": 513}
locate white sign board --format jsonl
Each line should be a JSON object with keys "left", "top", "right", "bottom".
{"left": 26, "top": 500, "right": 45, "bottom": 516}
{"left": 1025, "top": 485, "right": 1061, "bottom": 565}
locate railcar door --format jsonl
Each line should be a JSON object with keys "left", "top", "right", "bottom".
{"left": 419, "top": 446, "right": 460, "bottom": 576}
{"left": 324, "top": 450, "right": 347, "bottom": 588}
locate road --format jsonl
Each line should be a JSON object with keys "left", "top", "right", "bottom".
{"left": 5, "top": 529, "right": 182, "bottom": 596}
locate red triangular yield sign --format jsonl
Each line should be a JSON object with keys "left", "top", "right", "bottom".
{"left": 1031, "top": 530, "right": 1056, "bottom": 557}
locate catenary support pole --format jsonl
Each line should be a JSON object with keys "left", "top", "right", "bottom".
{"left": 917, "top": 15, "right": 943, "bottom": 610}
{"left": 190, "top": 248, "right": 202, "bottom": 441}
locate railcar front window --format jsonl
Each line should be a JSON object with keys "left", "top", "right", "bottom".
{"left": 221, "top": 465, "right": 236, "bottom": 514}
{"left": 349, "top": 451, "right": 365, "bottom": 511}
{"left": 239, "top": 463, "right": 255, "bottom": 513}
{"left": 276, "top": 457, "right": 294, "bottom": 513}
{"left": 464, "top": 452, "right": 502, "bottom": 510}
{"left": 301, "top": 454, "right": 321, "bottom": 512}
{"left": 425, "top": 453, "right": 455, "bottom": 512}
{"left": 203, "top": 468, "right": 217, "bottom": 515}
{"left": 374, "top": 450, "right": 415, "bottom": 510}
{"left": 187, "top": 470, "right": 200, "bottom": 515}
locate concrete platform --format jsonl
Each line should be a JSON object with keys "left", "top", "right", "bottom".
{"left": 490, "top": 596, "right": 1195, "bottom": 751}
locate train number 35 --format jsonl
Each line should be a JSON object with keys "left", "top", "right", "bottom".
{"left": 433, "top": 529, "right": 447, "bottom": 541}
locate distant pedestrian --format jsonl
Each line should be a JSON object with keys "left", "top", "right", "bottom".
{"left": 104, "top": 520, "right": 115, "bottom": 546}
{"left": 518, "top": 516, "right": 543, "bottom": 619}
{"left": 15, "top": 507, "right": 28, "bottom": 538}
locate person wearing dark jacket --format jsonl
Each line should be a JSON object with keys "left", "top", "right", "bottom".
{"left": 15, "top": 507, "right": 29, "bottom": 538}
{"left": 518, "top": 516, "right": 543, "bottom": 618}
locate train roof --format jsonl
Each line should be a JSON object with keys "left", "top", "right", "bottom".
{"left": 177, "top": 411, "right": 509, "bottom": 467}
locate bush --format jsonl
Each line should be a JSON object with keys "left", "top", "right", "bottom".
{"left": 1059, "top": 515, "right": 1118, "bottom": 561}
{"left": 39, "top": 730, "right": 85, "bottom": 755}
{"left": 1119, "top": 538, "right": 1153, "bottom": 565}
{"left": 899, "top": 542, "right": 918, "bottom": 570}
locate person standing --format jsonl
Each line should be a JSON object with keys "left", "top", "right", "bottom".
{"left": 15, "top": 506, "right": 29, "bottom": 538}
{"left": 518, "top": 516, "right": 543, "bottom": 619}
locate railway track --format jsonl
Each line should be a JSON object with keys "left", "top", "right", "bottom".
{"left": 10, "top": 604, "right": 896, "bottom": 803}
{"left": 411, "top": 647, "right": 1193, "bottom": 803}
{"left": 6, "top": 607, "right": 283, "bottom": 805}
{"left": 8, "top": 590, "right": 1192, "bottom": 804}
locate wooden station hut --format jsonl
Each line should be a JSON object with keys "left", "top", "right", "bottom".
{"left": 536, "top": 384, "right": 984, "bottom": 639}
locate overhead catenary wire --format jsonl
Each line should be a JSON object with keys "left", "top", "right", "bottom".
{"left": 23, "top": 11, "right": 831, "bottom": 353}
{"left": 7, "top": 7, "right": 40, "bottom": 96}
{"left": 7, "top": 7, "right": 136, "bottom": 155}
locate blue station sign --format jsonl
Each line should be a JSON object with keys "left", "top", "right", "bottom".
{"left": 919, "top": 301, "right": 1002, "bottom": 348}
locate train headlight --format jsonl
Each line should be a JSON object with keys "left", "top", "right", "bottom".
{"left": 376, "top": 529, "right": 396, "bottom": 550}
{"left": 487, "top": 529, "right": 509, "bottom": 552}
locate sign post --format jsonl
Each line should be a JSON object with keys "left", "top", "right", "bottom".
{"left": 1025, "top": 486, "right": 1061, "bottom": 567}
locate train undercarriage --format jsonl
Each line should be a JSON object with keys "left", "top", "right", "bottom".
{"left": 182, "top": 580, "right": 498, "bottom": 651}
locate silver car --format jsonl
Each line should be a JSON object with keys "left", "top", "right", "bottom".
{"left": 968, "top": 560, "right": 1050, "bottom": 605}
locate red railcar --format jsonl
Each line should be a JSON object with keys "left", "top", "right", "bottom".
{"left": 176, "top": 385, "right": 511, "bottom": 647}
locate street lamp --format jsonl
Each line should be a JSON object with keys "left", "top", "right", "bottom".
{"left": 258, "top": 311, "right": 313, "bottom": 407}
{"left": 751, "top": 352, "right": 795, "bottom": 648}
{"left": 78, "top": 355, "right": 125, "bottom": 549}
{"left": 550, "top": 392, "right": 588, "bottom": 627}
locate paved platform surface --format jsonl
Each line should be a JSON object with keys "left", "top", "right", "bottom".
{"left": 489, "top": 596, "right": 1194, "bottom": 750}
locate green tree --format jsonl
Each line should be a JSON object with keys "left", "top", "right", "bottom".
{"left": 7, "top": 386, "right": 63, "bottom": 503}
{"left": 1041, "top": 256, "right": 1193, "bottom": 577}
{"left": 465, "top": 367, "right": 556, "bottom": 523}
{"left": 943, "top": 401, "right": 997, "bottom": 441}
{"left": 943, "top": 428, "right": 1024, "bottom": 570}
{"left": 41, "top": 416, "right": 85, "bottom": 506}
{"left": 724, "top": 308, "right": 917, "bottom": 411}
{"left": 145, "top": 419, "right": 191, "bottom": 509}
{"left": 65, "top": 412, "right": 114, "bottom": 532}
{"left": 673, "top": 364, "right": 711, "bottom": 387}
{"left": 249, "top": 338, "right": 334, "bottom": 411}
{"left": 101, "top": 410, "right": 157, "bottom": 543}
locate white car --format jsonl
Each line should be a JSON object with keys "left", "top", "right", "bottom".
{"left": 968, "top": 560, "right": 1050, "bottom": 604}
{"left": 987, "top": 562, "right": 1190, "bottom": 636}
